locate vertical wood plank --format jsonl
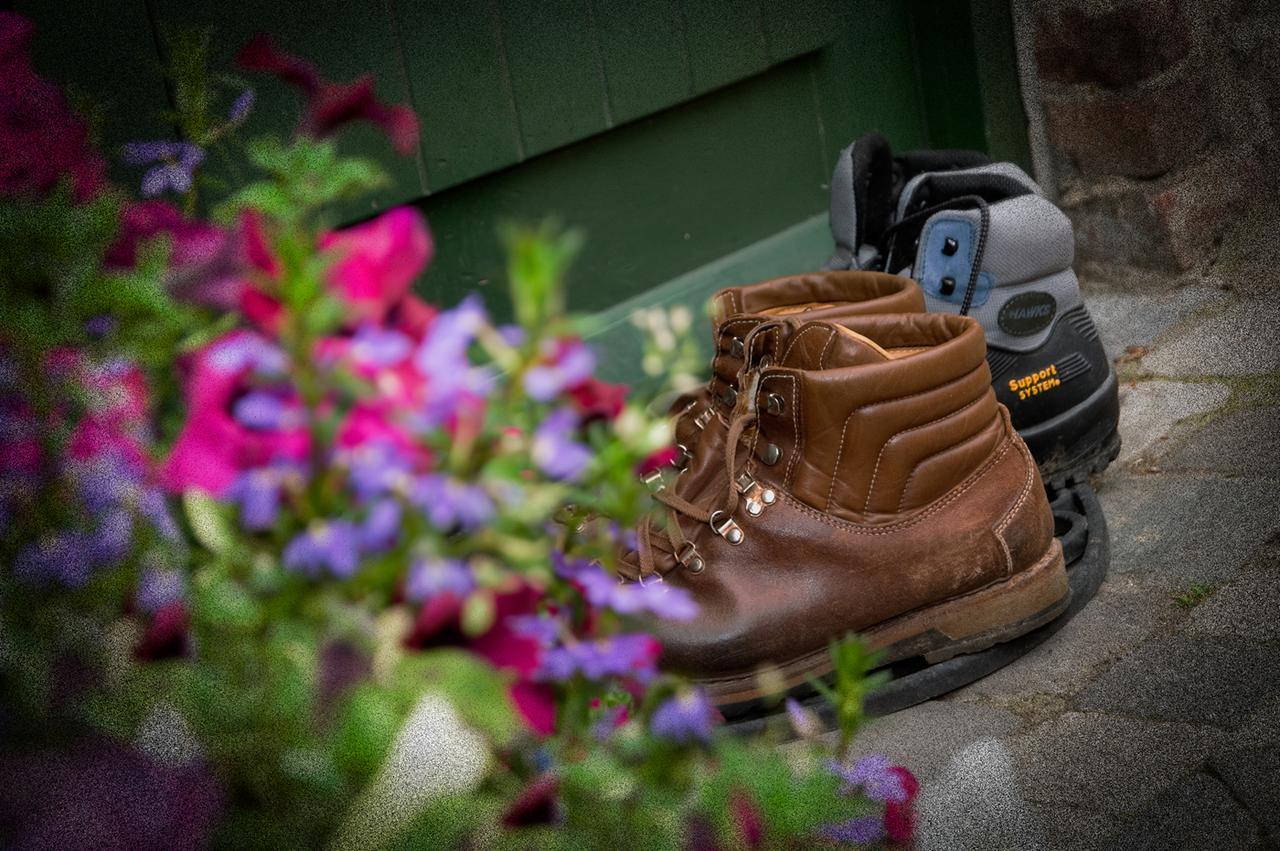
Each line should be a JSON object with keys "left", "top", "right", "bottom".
{"left": 679, "top": 0, "right": 769, "bottom": 94}
{"left": 498, "top": 0, "right": 610, "bottom": 158}
{"left": 760, "top": 0, "right": 842, "bottom": 62}
{"left": 591, "top": 0, "right": 692, "bottom": 124}
{"left": 148, "top": 0, "right": 428, "bottom": 219}
{"left": 396, "top": 0, "right": 524, "bottom": 192}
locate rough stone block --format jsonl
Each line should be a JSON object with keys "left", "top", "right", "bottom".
{"left": 915, "top": 740, "right": 1042, "bottom": 851}
{"left": 1165, "top": 406, "right": 1280, "bottom": 478}
{"left": 1114, "top": 381, "right": 1230, "bottom": 466}
{"left": 1074, "top": 634, "right": 1280, "bottom": 727}
{"left": 1011, "top": 712, "right": 1226, "bottom": 817}
{"left": 1045, "top": 65, "right": 1213, "bottom": 179}
{"left": 1151, "top": 148, "right": 1267, "bottom": 270}
{"left": 1142, "top": 297, "right": 1280, "bottom": 376}
{"left": 1211, "top": 747, "right": 1280, "bottom": 838}
{"left": 1082, "top": 286, "right": 1222, "bottom": 364}
{"left": 1097, "top": 474, "right": 1280, "bottom": 586}
{"left": 1102, "top": 772, "right": 1266, "bottom": 850}
{"left": 1034, "top": 0, "right": 1192, "bottom": 88}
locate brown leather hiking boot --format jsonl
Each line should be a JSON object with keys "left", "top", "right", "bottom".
{"left": 668, "top": 271, "right": 923, "bottom": 467}
{"left": 624, "top": 312, "right": 1068, "bottom": 708}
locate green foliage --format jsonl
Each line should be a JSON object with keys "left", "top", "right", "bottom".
{"left": 1173, "top": 582, "right": 1216, "bottom": 609}
{"left": 810, "top": 633, "right": 890, "bottom": 755}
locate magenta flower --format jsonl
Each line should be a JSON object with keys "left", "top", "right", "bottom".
{"left": 532, "top": 408, "right": 592, "bottom": 481}
{"left": 649, "top": 689, "right": 718, "bottom": 744}
{"left": 235, "top": 34, "right": 420, "bottom": 155}
{"left": 283, "top": 520, "right": 361, "bottom": 578}
{"left": 318, "top": 207, "right": 433, "bottom": 324}
{"left": 160, "top": 332, "right": 307, "bottom": 496}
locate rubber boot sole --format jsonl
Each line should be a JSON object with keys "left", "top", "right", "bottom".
{"left": 1019, "top": 368, "right": 1122, "bottom": 489}
{"left": 701, "top": 539, "right": 1070, "bottom": 706}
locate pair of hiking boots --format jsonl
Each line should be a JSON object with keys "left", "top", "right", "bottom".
{"left": 623, "top": 135, "right": 1119, "bottom": 709}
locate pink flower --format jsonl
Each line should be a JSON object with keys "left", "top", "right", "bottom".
{"left": 0, "top": 13, "right": 105, "bottom": 200}
{"left": 569, "top": 377, "right": 627, "bottom": 423}
{"left": 238, "top": 207, "right": 436, "bottom": 339}
{"left": 406, "top": 584, "right": 556, "bottom": 736}
{"left": 235, "top": 34, "right": 420, "bottom": 155}
{"left": 160, "top": 332, "right": 308, "bottom": 495}
{"left": 883, "top": 766, "right": 919, "bottom": 844}
{"left": 318, "top": 206, "right": 433, "bottom": 325}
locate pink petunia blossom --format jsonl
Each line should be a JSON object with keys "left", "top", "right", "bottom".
{"left": 160, "top": 331, "right": 309, "bottom": 495}
{"left": 318, "top": 206, "right": 433, "bottom": 325}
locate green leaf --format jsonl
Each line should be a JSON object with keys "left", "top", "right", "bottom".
{"left": 333, "top": 683, "right": 402, "bottom": 780}
{"left": 183, "top": 489, "right": 235, "bottom": 554}
{"left": 398, "top": 650, "right": 520, "bottom": 747}
{"left": 193, "top": 575, "right": 263, "bottom": 632}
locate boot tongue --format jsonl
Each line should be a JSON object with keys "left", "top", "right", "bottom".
{"left": 780, "top": 322, "right": 891, "bottom": 370}
{"left": 824, "top": 133, "right": 895, "bottom": 271}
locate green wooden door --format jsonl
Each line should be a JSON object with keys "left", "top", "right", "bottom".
{"left": 16, "top": 0, "right": 1029, "bottom": 379}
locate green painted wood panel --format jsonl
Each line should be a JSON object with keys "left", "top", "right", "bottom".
{"left": 907, "top": 0, "right": 988, "bottom": 152}
{"left": 497, "top": 0, "right": 611, "bottom": 157}
{"left": 592, "top": 0, "right": 692, "bottom": 124}
{"left": 413, "top": 56, "right": 837, "bottom": 318}
{"left": 680, "top": 0, "right": 769, "bottom": 94}
{"left": 811, "top": 0, "right": 930, "bottom": 170}
{"left": 16, "top": 0, "right": 172, "bottom": 180}
{"left": 969, "top": 0, "right": 1033, "bottom": 170}
{"left": 148, "top": 0, "right": 427, "bottom": 218}
{"left": 761, "top": 0, "right": 843, "bottom": 61}
{"left": 396, "top": 0, "right": 524, "bottom": 191}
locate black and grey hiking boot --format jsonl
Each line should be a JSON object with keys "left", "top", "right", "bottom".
{"left": 823, "top": 133, "right": 1120, "bottom": 488}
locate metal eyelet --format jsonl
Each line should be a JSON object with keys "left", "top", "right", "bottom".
{"left": 709, "top": 510, "right": 745, "bottom": 545}
{"left": 720, "top": 385, "right": 737, "bottom": 407}
{"left": 762, "top": 443, "right": 782, "bottom": 466}
{"left": 765, "top": 392, "right": 785, "bottom": 416}
{"left": 674, "top": 444, "right": 692, "bottom": 469}
{"left": 641, "top": 470, "right": 665, "bottom": 492}
{"left": 677, "top": 542, "right": 705, "bottom": 574}
{"left": 730, "top": 337, "right": 745, "bottom": 358}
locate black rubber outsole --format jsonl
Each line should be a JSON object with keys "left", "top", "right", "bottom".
{"left": 725, "top": 481, "right": 1109, "bottom": 732}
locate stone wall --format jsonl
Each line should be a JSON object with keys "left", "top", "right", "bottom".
{"left": 1013, "top": 0, "right": 1279, "bottom": 275}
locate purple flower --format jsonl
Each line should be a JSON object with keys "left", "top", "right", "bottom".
{"left": 405, "top": 556, "right": 474, "bottom": 601}
{"left": 409, "top": 474, "right": 494, "bottom": 531}
{"left": 554, "top": 553, "right": 697, "bottom": 621}
{"left": 283, "top": 520, "right": 361, "bottom": 578}
{"left": 14, "top": 532, "right": 93, "bottom": 588}
{"left": 649, "top": 689, "right": 718, "bottom": 744}
{"left": 785, "top": 697, "right": 824, "bottom": 740}
{"left": 69, "top": 456, "right": 139, "bottom": 514}
{"left": 231, "top": 390, "right": 300, "bottom": 430}
{"left": 350, "top": 325, "right": 412, "bottom": 369}
{"left": 359, "top": 498, "right": 401, "bottom": 552}
{"left": 227, "top": 467, "right": 293, "bottom": 531}
{"left": 411, "top": 295, "right": 493, "bottom": 429}
{"left": 228, "top": 89, "right": 255, "bottom": 125}
{"left": 523, "top": 339, "right": 595, "bottom": 402}
{"left": 91, "top": 507, "right": 134, "bottom": 566}
{"left": 342, "top": 441, "right": 412, "bottom": 501}
{"left": 122, "top": 141, "right": 206, "bottom": 197}
{"left": 137, "top": 487, "right": 182, "bottom": 542}
{"left": 497, "top": 324, "right": 526, "bottom": 347}
{"left": 207, "top": 333, "right": 286, "bottom": 376}
{"left": 85, "top": 314, "right": 116, "bottom": 338}
{"left": 827, "top": 755, "right": 909, "bottom": 804}
{"left": 820, "top": 816, "right": 884, "bottom": 844}
{"left": 532, "top": 408, "right": 592, "bottom": 481}
{"left": 535, "top": 633, "right": 660, "bottom": 683}
{"left": 137, "top": 567, "right": 185, "bottom": 613}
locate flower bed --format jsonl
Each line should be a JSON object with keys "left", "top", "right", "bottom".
{"left": 0, "top": 16, "right": 916, "bottom": 849}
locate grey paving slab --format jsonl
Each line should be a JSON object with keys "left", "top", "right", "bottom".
{"left": 1011, "top": 712, "right": 1226, "bottom": 818}
{"left": 1142, "top": 297, "right": 1280, "bottom": 377}
{"left": 1074, "top": 634, "right": 1280, "bottom": 728}
{"left": 845, "top": 700, "right": 1022, "bottom": 787}
{"left": 1210, "top": 747, "right": 1280, "bottom": 838}
{"left": 1182, "top": 561, "right": 1280, "bottom": 644}
{"left": 1102, "top": 772, "right": 1266, "bottom": 851}
{"left": 950, "top": 577, "right": 1165, "bottom": 703}
{"left": 1025, "top": 802, "right": 1122, "bottom": 851}
{"left": 1163, "top": 405, "right": 1280, "bottom": 478}
{"left": 1084, "top": 286, "right": 1224, "bottom": 364}
{"left": 916, "top": 739, "right": 1043, "bottom": 851}
{"left": 1115, "top": 380, "right": 1230, "bottom": 465}
{"left": 1097, "top": 474, "right": 1280, "bottom": 586}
